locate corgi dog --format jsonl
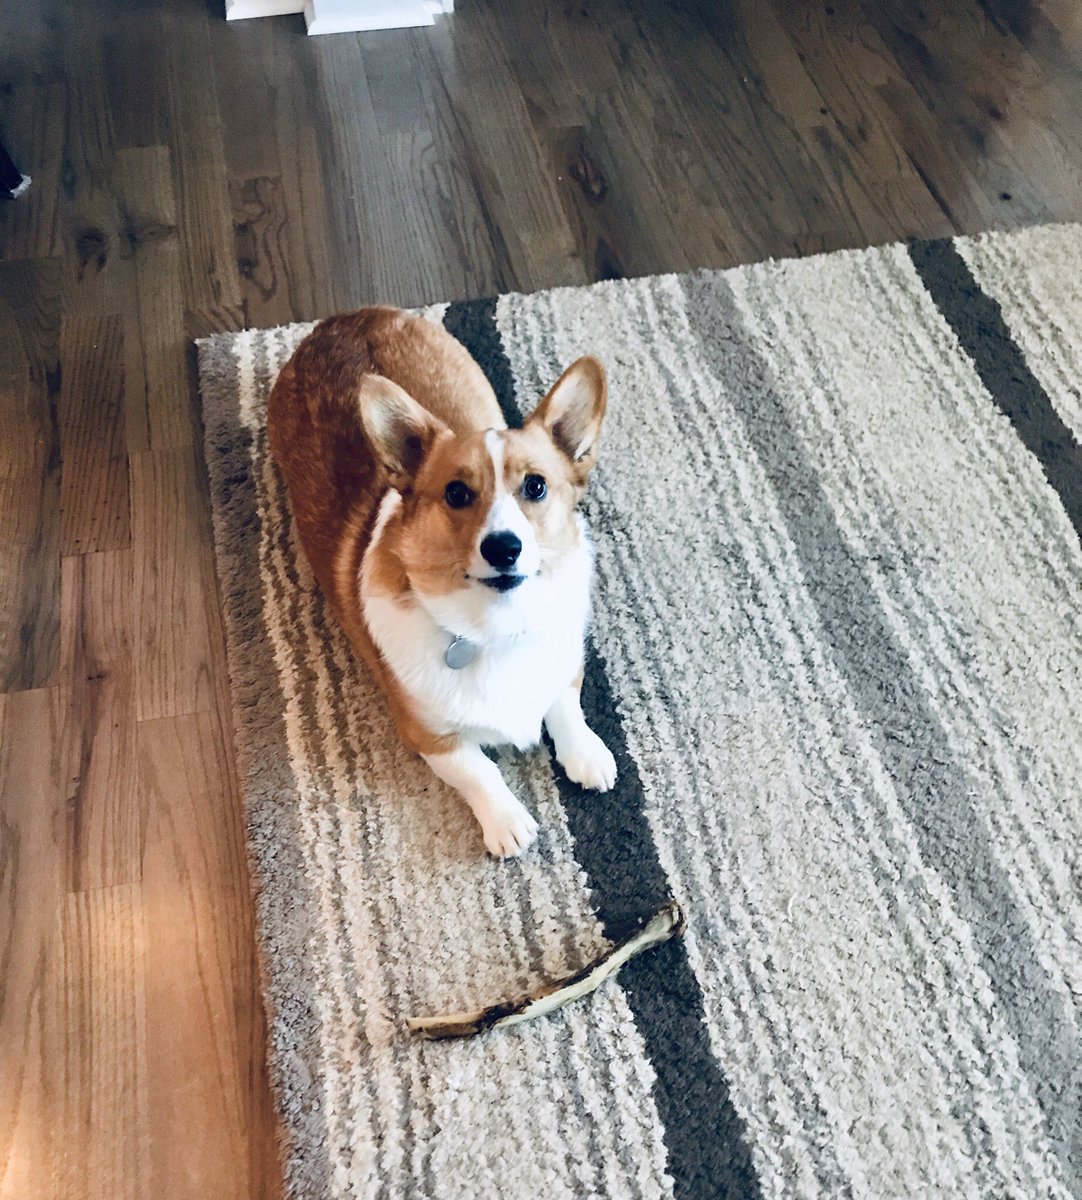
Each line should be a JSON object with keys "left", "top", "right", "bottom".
{"left": 267, "top": 306, "right": 616, "bottom": 857}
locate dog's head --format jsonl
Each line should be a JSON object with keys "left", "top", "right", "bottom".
{"left": 360, "top": 357, "right": 606, "bottom": 635}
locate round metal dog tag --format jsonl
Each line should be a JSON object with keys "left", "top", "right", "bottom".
{"left": 444, "top": 635, "right": 478, "bottom": 670}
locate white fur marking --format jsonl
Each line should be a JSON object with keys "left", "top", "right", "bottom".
{"left": 422, "top": 743, "right": 538, "bottom": 856}
{"left": 358, "top": 490, "right": 403, "bottom": 597}
{"left": 545, "top": 686, "right": 617, "bottom": 791}
{"left": 479, "top": 430, "right": 540, "bottom": 576}
{"left": 484, "top": 429, "right": 505, "bottom": 490}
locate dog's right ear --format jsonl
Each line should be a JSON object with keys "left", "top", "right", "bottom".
{"left": 359, "top": 375, "right": 447, "bottom": 487}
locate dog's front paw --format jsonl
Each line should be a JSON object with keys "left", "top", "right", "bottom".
{"left": 557, "top": 730, "right": 617, "bottom": 792}
{"left": 480, "top": 797, "right": 539, "bottom": 858}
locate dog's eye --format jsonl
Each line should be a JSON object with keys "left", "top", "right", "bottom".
{"left": 444, "top": 480, "right": 475, "bottom": 509}
{"left": 522, "top": 474, "right": 547, "bottom": 501}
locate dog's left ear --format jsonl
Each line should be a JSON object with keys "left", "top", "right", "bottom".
{"left": 359, "top": 374, "right": 448, "bottom": 489}
{"left": 527, "top": 356, "right": 607, "bottom": 484}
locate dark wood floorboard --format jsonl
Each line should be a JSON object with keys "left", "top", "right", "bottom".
{"left": 1, "top": 0, "right": 1080, "bottom": 1195}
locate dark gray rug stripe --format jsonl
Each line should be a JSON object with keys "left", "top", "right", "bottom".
{"left": 908, "top": 236, "right": 1082, "bottom": 540}
{"left": 680, "top": 270, "right": 1079, "bottom": 1190}
{"left": 442, "top": 298, "right": 762, "bottom": 1200}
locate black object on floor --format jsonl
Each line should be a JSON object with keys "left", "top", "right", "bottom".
{"left": 0, "top": 136, "right": 28, "bottom": 198}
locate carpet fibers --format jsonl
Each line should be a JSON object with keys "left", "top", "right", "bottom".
{"left": 197, "top": 225, "right": 1082, "bottom": 1200}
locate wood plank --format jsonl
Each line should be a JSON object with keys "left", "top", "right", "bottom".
{"left": 705, "top": 0, "right": 948, "bottom": 243}
{"left": 60, "top": 550, "right": 141, "bottom": 892}
{"left": 231, "top": 175, "right": 300, "bottom": 328}
{"left": 864, "top": 0, "right": 1079, "bottom": 224}
{"left": 161, "top": 4, "right": 243, "bottom": 314}
{"left": 55, "top": 885, "right": 150, "bottom": 1200}
{"left": 0, "top": 82, "right": 65, "bottom": 262}
{"left": 771, "top": 0, "right": 999, "bottom": 234}
{"left": 1000, "top": 0, "right": 1082, "bottom": 67}
{"left": 269, "top": 104, "right": 345, "bottom": 321}
{"left": 361, "top": 28, "right": 430, "bottom": 134}
{"left": 592, "top": 7, "right": 803, "bottom": 264}
{"left": 0, "top": 259, "right": 61, "bottom": 693}
{"left": 139, "top": 709, "right": 279, "bottom": 1200}
{"left": 423, "top": 15, "right": 588, "bottom": 290}
{"left": 58, "top": 314, "right": 130, "bottom": 554}
{"left": 212, "top": 14, "right": 289, "bottom": 182}
{"left": 130, "top": 445, "right": 219, "bottom": 722}
{"left": 305, "top": 36, "right": 386, "bottom": 307}
{"left": 488, "top": 0, "right": 601, "bottom": 130}
{"left": 544, "top": 121, "right": 697, "bottom": 281}
{"left": 114, "top": 147, "right": 190, "bottom": 452}
{"left": 213, "top": 13, "right": 343, "bottom": 320}
{"left": 103, "top": 10, "right": 170, "bottom": 151}
{"left": 0, "top": 688, "right": 64, "bottom": 1200}
{"left": 417, "top": 37, "right": 513, "bottom": 298}
{"left": 610, "top": 4, "right": 875, "bottom": 258}
{"left": 370, "top": 128, "right": 493, "bottom": 306}
{"left": 0, "top": 449, "right": 61, "bottom": 694}
{"left": 56, "top": 5, "right": 128, "bottom": 319}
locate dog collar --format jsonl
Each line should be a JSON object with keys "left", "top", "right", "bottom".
{"left": 444, "top": 635, "right": 479, "bottom": 670}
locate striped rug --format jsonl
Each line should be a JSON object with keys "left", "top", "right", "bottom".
{"left": 197, "top": 224, "right": 1082, "bottom": 1200}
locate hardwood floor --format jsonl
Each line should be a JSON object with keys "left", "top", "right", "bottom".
{"left": 1, "top": 1, "right": 1080, "bottom": 1195}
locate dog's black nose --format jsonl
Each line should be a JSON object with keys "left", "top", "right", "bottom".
{"left": 480, "top": 531, "right": 522, "bottom": 570}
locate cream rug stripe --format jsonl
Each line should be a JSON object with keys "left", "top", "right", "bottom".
{"left": 197, "top": 223, "right": 1082, "bottom": 1199}
{"left": 444, "top": 295, "right": 749, "bottom": 1200}
{"left": 241, "top": 326, "right": 381, "bottom": 1188}
{"left": 737, "top": 246, "right": 1075, "bottom": 1183}
{"left": 748, "top": 246, "right": 1082, "bottom": 963}
{"left": 695, "top": 258, "right": 1074, "bottom": 1195}
{"left": 497, "top": 281, "right": 857, "bottom": 1197}
{"left": 201, "top": 327, "right": 336, "bottom": 1197}
{"left": 715, "top": 250, "right": 1071, "bottom": 1190}
{"left": 503, "top": 274, "right": 1000, "bottom": 1196}
{"left": 705, "top": 250, "right": 1074, "bottom": 1190}
{"left": 481, "top": 287, "right": 764, "bottom": 1199}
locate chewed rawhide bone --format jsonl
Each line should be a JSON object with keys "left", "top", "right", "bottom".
{"left": 406, "top": 901, "right": 686, "bottom": 1040}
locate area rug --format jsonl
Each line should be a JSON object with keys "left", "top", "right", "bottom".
{"left": 196, "top": 224, "right": 1082, "bottom": 1200}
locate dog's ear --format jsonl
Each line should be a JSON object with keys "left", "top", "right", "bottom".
{"left": 527, "top": 356, "right": 607, "bottom": 484}
{"left": 359, "top": 375, "right": 447, "bottom": 487}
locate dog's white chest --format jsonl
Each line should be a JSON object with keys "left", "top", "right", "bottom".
{"left": 363, "top": 590, "right": 586, "bottom": 748}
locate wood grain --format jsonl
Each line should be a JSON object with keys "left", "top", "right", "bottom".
{"left": 102, "top": 10, "right": 170, "bottom": 151}
{"left": 0, "top": 688, "right": 64, "bottom": 1200}
{"left": 0, "top": 259, "right": 62, "bottom": 693}
{"left": 131, "top": 446, "right": 219, "bottom": 722}
{"left": 55, "top": 885, "right": 150, "bottom": 1200}
{"left": 114, "top": 147, "right": 190, "bottom": 452}
{"left": 866, "top": 0, "right": 1073, "bottom": 224}
{"left": 231, "top": 175, "right": 300, "bottom": 329}
{"left": 0, "top": 5, "right": 64, "bottom": 265}
{"left": 56, "top": 6, "right": 127, "bottom": 319}
{"left": 140, "top": 709, "right": 277, "bottom": 1200}
{"left": 60, "top": 551, "right": 140, "bottom": 892}
{"left": 214, "top": 15, "right": 342, "bottom": 321}
{"left": 58, "top": 315, "right": 130, "bottom": 554}
{"left": 2, "top": 1, "right": 1082, "bottom": 1196}
{"left": 429, "top": 9, "right": 588, "bottom": 289}
{"left": 771, "top": 2, "right": 1001, "bottom": 234}
{"left": 161, "top": 5, "right": 243, "bottom": 313}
